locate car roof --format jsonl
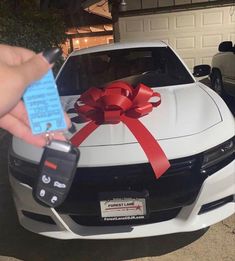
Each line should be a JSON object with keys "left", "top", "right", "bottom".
{"left": 70, "top": 40, "right": 168, "bottom": 56}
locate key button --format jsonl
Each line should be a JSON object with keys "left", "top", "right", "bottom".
{"left": 39, "top": 189, "right": 46, "bottom": 197}
{"left": 48, "top": 192, "right": 64, "bottom": 207}
{"left": 53, "top": 180, "right": 67, "bottom": 189}
{"left": 41, "top": 174, "right": 51, "bottom": 184}
{"left": 50, "top": 195, "right": 58, "bottom": 204}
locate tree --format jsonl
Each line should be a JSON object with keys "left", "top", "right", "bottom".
{"left": 0, "top": 0, "right": 67, "bottom": 53}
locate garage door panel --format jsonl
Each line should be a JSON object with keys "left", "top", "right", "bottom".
{"left": 176, "top": 36, "right": 196, "bottom": 49}
{"left": 202, "top": 11, "right": 223, "bottom": 26}
{"left": 125, "top": 20, "right": 144, "bottom": 33}
{"left": 150, "top": 17, "right": 169, "bottom": 31}
{"left": 176, "top": 14, "right": 196, "bottom": 28}
{"left": 202, "top": 34, "right": 223, "bottom": 48}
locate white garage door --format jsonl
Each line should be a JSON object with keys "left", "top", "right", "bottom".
{"left": 119, "top": 6, "right": 235, "bottom": 70}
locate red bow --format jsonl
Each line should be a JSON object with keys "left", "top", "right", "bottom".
{"left": 70, "top": 81, "right": 170, "bottom": 179}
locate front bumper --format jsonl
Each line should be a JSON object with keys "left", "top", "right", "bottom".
{"left": 9, "top": 160, "right": 235, "bottom": 240}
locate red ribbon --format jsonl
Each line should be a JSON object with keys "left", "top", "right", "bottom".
{"left": 70, "top": 81, "right": 170, "bottom": 179}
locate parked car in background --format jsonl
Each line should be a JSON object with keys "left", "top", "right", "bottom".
{"left": 9, "top": 41, "right": 235, "bottom": 240}
{"left": 211, "top": 41, "right": 235, "bottom": 98}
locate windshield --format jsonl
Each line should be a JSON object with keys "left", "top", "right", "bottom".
{"left": 57, "top": 47, "right": 194, "bottom": 96}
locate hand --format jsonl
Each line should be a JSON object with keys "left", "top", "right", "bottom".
{"left": 0, "top": 44, "right": 71, "bottom": 147}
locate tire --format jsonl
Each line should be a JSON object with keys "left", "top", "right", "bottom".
{"left": 211, "top": 70, "right": 224, "bottom": 97}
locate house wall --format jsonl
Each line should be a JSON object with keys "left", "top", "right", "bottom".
{"left": 122, "top": 0, "right": 226, "bottom": 11}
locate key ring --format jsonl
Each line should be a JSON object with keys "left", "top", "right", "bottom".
{"left": 44, "top": 122, "right": 71, "bottom": 146}
{"left": 45, "top": 123, "right": 54, "bottom": 146}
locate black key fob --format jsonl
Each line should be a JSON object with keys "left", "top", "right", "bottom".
{"left": 33, "top": 140, "right": 79, "bottom": 208}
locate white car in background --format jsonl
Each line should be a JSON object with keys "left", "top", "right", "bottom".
{"left": 211, "top": 41, "right": 235, "bottom": 98}
{"left": 9, "top": 41, "right": 235, "bottom": 240}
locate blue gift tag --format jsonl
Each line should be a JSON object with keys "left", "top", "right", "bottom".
{"left": 23, "top": 70, "right": 66, "bottom": 135}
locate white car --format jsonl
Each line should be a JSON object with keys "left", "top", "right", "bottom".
{"left": 9, "top": 41, "right": 235, "bottom": 240}
{"left": 211, "top": 41, "right": 235, "bottom": 98}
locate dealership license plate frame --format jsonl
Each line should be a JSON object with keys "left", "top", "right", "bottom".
{"left": 99, "top": 191, "right": 149, "bottom": 222}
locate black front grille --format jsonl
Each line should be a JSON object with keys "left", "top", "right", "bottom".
{"left": 65, "top": 155, "right": 198, "bottom": 188}
{"left": 55, "top": 155, "right": 204, "bottom": 225}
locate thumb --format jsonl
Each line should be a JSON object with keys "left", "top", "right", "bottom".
{"left": 15, "top": 48, "right": 61, "bottom": 86}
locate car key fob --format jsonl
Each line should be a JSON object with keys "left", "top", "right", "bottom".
{"left": 33, "top": 140, "right": 79, "bottom": 208}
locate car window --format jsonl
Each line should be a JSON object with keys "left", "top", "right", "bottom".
{"left": 57, "top": 47, "right": 194, "bottom": 96}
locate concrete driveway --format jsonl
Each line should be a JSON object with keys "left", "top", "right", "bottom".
{"left": 0, "top": 90, "right": 234, "bottom": 261}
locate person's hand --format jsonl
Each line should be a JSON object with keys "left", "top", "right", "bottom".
{"left": 0, "top": 44, "right": 71, "bottom": 147}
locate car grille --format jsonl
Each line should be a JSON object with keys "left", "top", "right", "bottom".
{"left": 55, "top": 155, "right": 205, "bottom": 226}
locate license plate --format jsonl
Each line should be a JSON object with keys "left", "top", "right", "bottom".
{"left": 99, "top": 191, "right": 148, "bottom": 222}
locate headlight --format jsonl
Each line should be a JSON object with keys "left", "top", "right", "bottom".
{"left": 202, "top": 138, "right": 235, "bottom": 169}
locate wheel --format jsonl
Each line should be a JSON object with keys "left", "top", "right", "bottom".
{"left": 211, "top": 70, "right": 224, "bottom": 97}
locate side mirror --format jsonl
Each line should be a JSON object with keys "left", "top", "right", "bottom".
{"left": 193, "top": 65, "right": 211, "bottom": 77}
{"left": 218, "top": 41, "right": 233, "bottom": 52}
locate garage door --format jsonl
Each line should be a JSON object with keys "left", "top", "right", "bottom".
{"left": 118, "top": 6, "right": 235, "bottom": 70}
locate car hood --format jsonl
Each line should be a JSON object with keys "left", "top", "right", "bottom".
{"left": 63, "top": 83, "right": 222, "bottom": 147}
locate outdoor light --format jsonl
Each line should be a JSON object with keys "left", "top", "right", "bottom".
{"left": 119, "top": 0, "right": 127, "bottom": 11}
{"left": 120, "top": 0, "right": 127, "bottom": 6}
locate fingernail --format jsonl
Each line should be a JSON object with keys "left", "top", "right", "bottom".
{"left": 42, "top": 48, "right": 62, "bottom": 64}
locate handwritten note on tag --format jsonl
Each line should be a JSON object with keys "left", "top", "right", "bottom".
{"left": 23, "top": 70, "right": 66, "bottom": 135}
